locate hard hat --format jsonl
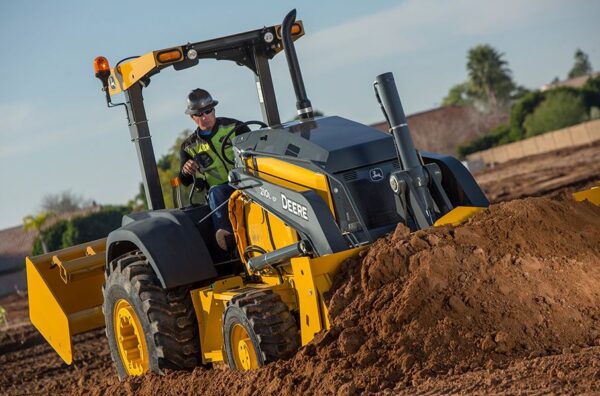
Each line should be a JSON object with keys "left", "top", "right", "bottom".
{"left": 185, "top": 88, "right": 219, "bottom": 115}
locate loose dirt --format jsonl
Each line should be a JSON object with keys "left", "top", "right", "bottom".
{"left": 1, "top": 143, "right": 599, "bottom": 395}
{"left": 474, "top": 141, "right": 600, "bottom": 203}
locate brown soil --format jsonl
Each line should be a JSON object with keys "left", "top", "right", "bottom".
{"left": 1, "top": 144, "right": 599, "bottom": 395}
{"left": 474, "top": 140, "right": 600, "bottom": 203}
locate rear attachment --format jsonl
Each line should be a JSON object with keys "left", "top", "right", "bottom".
{"left": 26, "top": 238, "right": 107, "bottom": 364}
{"left": 573, "top": 182, "right": 600, "bottom": 206}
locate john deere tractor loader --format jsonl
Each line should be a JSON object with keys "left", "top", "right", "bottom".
{"left": 27, "top": 9, "right": 500, "bottom": 378}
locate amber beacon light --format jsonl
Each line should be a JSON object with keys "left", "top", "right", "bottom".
{"left": 94, "top": 56, "right": 110, "bottom": 79}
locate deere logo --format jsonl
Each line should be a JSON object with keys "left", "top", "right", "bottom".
{"left": 281, "top": 193, "right": 308, "bottom": 220}
{"left": 369, "top": 168, "right": 384, "bottom": 182}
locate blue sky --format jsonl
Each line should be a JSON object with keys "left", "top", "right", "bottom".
{"left": 1, "top": 0, "right": 599, "bottom": 229}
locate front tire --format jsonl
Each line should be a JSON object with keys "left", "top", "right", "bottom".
{"left": 223, "top": 290, "right": 300, "bottom": 370}
{"left": 102, "top": 250, "right": 199, "bottom": 379}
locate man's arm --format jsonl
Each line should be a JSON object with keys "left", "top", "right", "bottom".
{"left": 234, "top": 121, "right": 251, "bottom": 136}
{"left": 179, "top": 146, "right": 194, "bottom": 187}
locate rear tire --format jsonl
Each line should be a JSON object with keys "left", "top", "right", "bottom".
{"left": 223, "top": 290, "right": 300, "bottom": 370}
{"left": 102, "top": 250, "right": 199, "bottom": 379}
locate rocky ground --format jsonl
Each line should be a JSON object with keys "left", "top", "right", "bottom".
{"left": 1, "top": 142, "right": 599, "bottom": 395}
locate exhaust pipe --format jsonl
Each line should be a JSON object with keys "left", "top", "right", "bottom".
{"left": 374, "top": 72, "right": 422, "bottom": 171}
{"left": 282, "top": 9, "right": 313, "bottom": 120}
{"left": 374, "top": 72, "right": 438, "bottom": 227}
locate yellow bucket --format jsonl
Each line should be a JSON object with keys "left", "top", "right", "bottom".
{"left": 573, "top": 182, "right": 600, "bottom": 206}
{"left": 26, "top": 238, "right": 107, "bottom": 364}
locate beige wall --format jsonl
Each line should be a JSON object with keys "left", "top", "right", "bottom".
{"left": 467, "top": 119, "right": 600, "bottom": 165}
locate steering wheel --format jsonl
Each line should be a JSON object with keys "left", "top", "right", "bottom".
{"left": 221, "top": 120, "right": 268, "bottom": 165}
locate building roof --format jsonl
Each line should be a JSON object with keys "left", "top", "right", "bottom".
{"left": 0, "top": 206, "right": 103, "bottom": 274}
{"left": 541, "top": 72, "right": 599, "bottom": 91}
{"left": 371, "top": 105, "right": 507, "bottom": 155}
{"left": 0, "top": 226, "right": 36, "bottom": 273}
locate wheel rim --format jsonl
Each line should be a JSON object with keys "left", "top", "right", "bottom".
{"left": 114, "top": 299, "right": 149, "bottom": 376}
{"left": 230, "top": 323, "right": 258, "bottom": 370}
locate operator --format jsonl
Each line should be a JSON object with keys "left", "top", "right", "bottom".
{"left": 179, "top": 88, "right": 249, "bottom": 251}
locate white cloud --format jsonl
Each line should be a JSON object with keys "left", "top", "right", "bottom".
{"left": 298, "top": 0, "right": 561, "bottom": 73}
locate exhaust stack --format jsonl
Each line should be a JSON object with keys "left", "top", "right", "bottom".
{"left": 374, "top": 72, "right": 454, "bottom": 228}
{"left": 374, "top": 72, "right": 421, "bottom": 171}
{"left": 282, "top": 9, "right": 313, "bottom": 120}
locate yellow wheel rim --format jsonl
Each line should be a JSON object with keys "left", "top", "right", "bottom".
{"left": 114, "top": 299, "right": 149, "bottom": 376}
{"left": 230, "top": 324, "right": 259, "bottom": 370}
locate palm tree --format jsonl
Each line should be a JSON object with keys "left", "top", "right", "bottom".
{"left": 467, "top": 45, "right": 514, "bottom": 109}
{"left": 23, "top": 212, "right": 54, "bottom": 254}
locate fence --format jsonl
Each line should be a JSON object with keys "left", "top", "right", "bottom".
{"left": 466, "top": 119, "right": 600, "bottom": 165}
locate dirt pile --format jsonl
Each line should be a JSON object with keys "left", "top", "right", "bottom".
{"left": 84, "top": 196, "right": 600, "bottom": 396}
{"left": 2, "top": 195, "right": 599, "bottom": 395}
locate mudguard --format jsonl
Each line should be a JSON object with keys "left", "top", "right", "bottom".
{"left": 107, "top": 209, "right": 217, "bottom": 288}
{"left": 422, "top": 151, "right": 489, "bottom": 207}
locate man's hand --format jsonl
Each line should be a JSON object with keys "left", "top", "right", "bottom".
{"left": 182, "top": 159, "right": 199, "bottom": 175}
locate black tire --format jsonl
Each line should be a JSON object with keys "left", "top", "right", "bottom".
{"left": 102, "top": 250, "right": 200, "bottom": 379}
{"left": 223, "top": 290, "right": 300, "bottom": 370}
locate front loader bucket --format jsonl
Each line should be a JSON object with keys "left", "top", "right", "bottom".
{"left": 573, "top": 182, "right": 600, "bottom": 206}
{"left": 26, "top": 238, "right": 107, "bottom": 364}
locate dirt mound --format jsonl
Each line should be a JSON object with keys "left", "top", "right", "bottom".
{"left": 81, "top": 196, "right": 600, "bottom": 396}
{"left": 2, "top": 195, "right": 598, "bottom": 395}
{"left": 475, "top": 140, "right": 600, "bottom": 202}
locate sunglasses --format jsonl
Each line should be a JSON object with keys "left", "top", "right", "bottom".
{"left": 193, "top": 108, "right": 214, "bottom": 117}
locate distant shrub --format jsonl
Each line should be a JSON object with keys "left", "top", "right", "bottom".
{"left": 32, "top": 220, "right": 68, "bottom": 255}
{"left": 31, "top": 206, "right": 129, "bottom": 256}
{"left": 457, "top": 123, "right": 511, "bottom": 158}
{"left": 523, "top": 91, "right": 588, "bottom": 137}
{"left": 458, "top": 75, "right": 600, "bottom": 156}
{"left": 581, "top": 75, "right": 600, "bottom": 110}
{"left": 508, "top": 91, "right": 545, "bottom": 141}
{"left": 62, "top": 206, "right": 129, "bottom": 247}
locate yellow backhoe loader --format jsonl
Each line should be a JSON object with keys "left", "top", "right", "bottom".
{"left": 26, "top": 9, "right": 600, "bottom": 378}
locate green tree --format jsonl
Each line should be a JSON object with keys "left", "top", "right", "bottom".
{"left": 129, "top": 130, "right": 195, "bottom": 210}
{"left": 457, "top": 124, "right": 511, "bottom": 158}
{"left": 62, "top": 206, "right": 129, "bottom": 246}
{"left": 523, "top": 90, "right": 588, "bottom": 137}
{"left": 508, "top": 90, "right": 545, "bottom": 141}
{"left": 31, "top": 219, "right": 68, "bottom": 255}
{"left": 23, "top": 212, "right": 54, "bottom": 253}
{"left": 466, "top": 44, "right": 515, "bottom": 108}
{"left": 127, "top": 182, "right": 148, "bottom": 211}
{"left": 41, "top": 190, "right": 91, "bottom": 214}
{"left": 442, "top": 83, "right": 473, "bottom": 106}
{"left": 581, "top": 75, "right": 600, "bottom": 111}
{"left": 568, "top": 48, "right": 592, "bottom": 79}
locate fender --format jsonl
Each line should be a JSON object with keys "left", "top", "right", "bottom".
{"left": 421, "top": 151, "right": 489, "bottom": 207}
{"left": 106, "top": 209, "right": 217, "bottom": 288}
